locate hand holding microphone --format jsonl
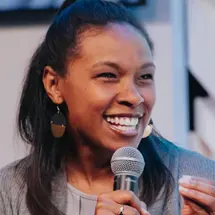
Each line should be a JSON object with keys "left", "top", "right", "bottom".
{"left": 95, "top": 190, "right": 149, "bottom": 215}
{"left": 95, "top": 147, "right": 150, "bottom": 215}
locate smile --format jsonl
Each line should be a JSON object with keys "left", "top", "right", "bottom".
{"left": 104, "top": 116, "right": 140, "bottom": 136}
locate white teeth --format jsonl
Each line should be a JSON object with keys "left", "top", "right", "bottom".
{"left": 115, "top": 125, "right": 136, "bottom": 131}
{"left": 105, "top": 116, "right": 139, "bottom": 126}
{"left": 132, "top": 118, "right": 138, "bottom": 126}
{"left": 125, "top": 118, "right": 130, "bottom": 125}
{"left": 119, "top": 118, "right": 124, "bottom": 125}
{"left": 115, "top": 117, "right": 119, "bottom": 124}
{"left": 131, "top": 118, "right": 135, "bottom": 126}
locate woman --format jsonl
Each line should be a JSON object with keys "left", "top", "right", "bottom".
{"left": 0, "top": 0, "right": 215, "bottom": 214}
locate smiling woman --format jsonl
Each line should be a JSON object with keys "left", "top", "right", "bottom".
{"left": 0, "top": 0, "right": 215, "bottom": 215}
{"left": 43, "top": 22, "right": 156, "bottom": 151}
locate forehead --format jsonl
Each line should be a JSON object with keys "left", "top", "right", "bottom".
{"left": 78, "top": 23, "right": 153, "bottom": 66}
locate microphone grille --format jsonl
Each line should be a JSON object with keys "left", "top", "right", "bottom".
{"left": 111, "top": 147, "right": 145, "bottom": 178}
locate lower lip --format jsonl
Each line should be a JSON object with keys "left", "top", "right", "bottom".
{"left": 105, "top": 121, "right": 139, "bottom": 137}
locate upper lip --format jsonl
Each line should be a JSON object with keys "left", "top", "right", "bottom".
{"left": 104, "top": 113, "right": 144, "bottom": 118}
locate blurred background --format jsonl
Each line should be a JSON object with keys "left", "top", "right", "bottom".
{"left": 0, "top": 0, "right": 215, "bottom": 168}
{"left": 0, "top": 0, "right": 63, "bottom": 10}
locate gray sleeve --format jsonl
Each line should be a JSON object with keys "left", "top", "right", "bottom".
{"left": 0, "top": 160, "right": 25, "bottom": 215}
{"left": 178, "top": 147, "right": 215, "bottom": 180}
{"left": 0, "top": 192, "right": 6, "bottom": 214}
{"left": 0, "top": 170, "right": 10, "bottom": 215}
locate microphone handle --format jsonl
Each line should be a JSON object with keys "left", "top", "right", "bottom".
{"left": 113, "top": 175, "right": 138, "bottom": 195}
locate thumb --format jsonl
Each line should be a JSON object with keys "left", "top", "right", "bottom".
{"left": 141, "top": 201, "right": 147, "bottom": 210}
{"left": 140, "top": 202, "right": 150, "bottom": 215}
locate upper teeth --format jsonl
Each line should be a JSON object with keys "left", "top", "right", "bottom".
{"left": 106, "top": 117, "right": 139, "bottom": 126}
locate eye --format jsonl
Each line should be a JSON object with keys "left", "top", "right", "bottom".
{"left": 97, "top": 73, "right": 117, "bottom": 79}
{"left": 140, "top": 74, "right": 153, "bottom": 80}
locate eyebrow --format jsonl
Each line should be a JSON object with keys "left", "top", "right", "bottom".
{"left": 91, "top": 61, "right": 156, "bottom": 70}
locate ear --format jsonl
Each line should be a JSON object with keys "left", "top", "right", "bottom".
{"left": 42, "top": 66, "right": 64, "bottom": 104}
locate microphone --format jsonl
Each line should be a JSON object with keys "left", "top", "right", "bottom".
{"left": 111, "top": 147, "right": 145, "bottom": 195}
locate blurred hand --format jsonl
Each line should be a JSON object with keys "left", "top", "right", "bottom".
{"left": 179, "top": 176, "right": 215, "bottom": 214}
{"left": 95, "top": 190, "right": 150, "bottom": 215}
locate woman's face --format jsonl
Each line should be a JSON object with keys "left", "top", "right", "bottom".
{"left": 60, "top": 23, "right": 156, "bottom": 151}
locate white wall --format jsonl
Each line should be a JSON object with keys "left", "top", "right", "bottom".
{"left": 146, "top": 23, "right": 175, "bottom": 142}
{"left": 187, "top": 0, "right": 215, "bottom": 158}
{"left": 188, "top": 0, "right": 215, "bottom": 98}
{"left": 0, "top": 25, "right": 47, "bottom": 168}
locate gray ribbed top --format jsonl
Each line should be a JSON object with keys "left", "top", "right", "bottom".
{"left": 66, "top": 183, "right": 97, "bottom": 215}
{"left": 0, "top": 137, "right": 215, "bottom": 215}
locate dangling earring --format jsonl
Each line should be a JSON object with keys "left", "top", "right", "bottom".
{"left": 143, "top": 121, "right": 153, "bottom": 138}
{"left": 51, "top": 105, "right": 66, "bottom": 138}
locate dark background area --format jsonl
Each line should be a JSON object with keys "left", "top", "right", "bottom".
{"left": 0, "top": 0, "right": 147, "bottom": 25}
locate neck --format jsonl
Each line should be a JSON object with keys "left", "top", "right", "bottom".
{"left": 65, "top": 139, "right": 114, "bottom": 195}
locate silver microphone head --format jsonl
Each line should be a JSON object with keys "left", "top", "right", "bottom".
{"left": 111, "top": 147, "right": 145, "bottom": 178}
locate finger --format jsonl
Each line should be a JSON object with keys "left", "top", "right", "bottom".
{"left": 183, "top": 197, "right": 189, "bottom": 205}
{"left": 179, "top": 186, "right": 215, "bottom": 211}
{"left": 96, "top": 200, "right": 122, "bottom": 215}
{"left": 181, "top": 197, "right": 195, "bottom": 215}
{"left": 186, "top": 200, "right": 208, "bottom": 215}
{"left": 141, "top": 201, "right": 147, "bottom": 210}
{"left": 180, "top": 175, "right": 215, "bottom": 186}
{"left": 182, "top": 197, "right": 208, "bottom": 215}
{"left": 118, "top": 205, "right": 141, "bottom": 215}
{"left": 95, "top": 207, "right": 114, "bottom": 215}
{"left": 181, "top": 204, "right": 194, "bottom": 215}
{"left": 96, "top": 200, "right": 149, "bottom": 215}
{"left": 98, "top": 190, "right": 145, "bottom": 214}
{"left": 96, "top": 198, "right": 115, "bottom": 212}
{"left": 122, "top": 205, "right": 150, "bottom": 215}
{"left": 97, "top": 199, "right": 132, "bottom": 215}
{"left": 179, "top": 178, "right": 215, "bottom": 197}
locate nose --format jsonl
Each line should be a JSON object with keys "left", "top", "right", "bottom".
{"left": 117, "top": 84, "right": 144, "bottom": 108}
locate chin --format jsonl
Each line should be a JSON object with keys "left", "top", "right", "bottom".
{"left": 103, "top": 138, "right": 141, "bottom": 152}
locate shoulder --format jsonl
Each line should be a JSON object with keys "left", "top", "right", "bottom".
{"left": 0, "top": 157, "right": 29, "bottom": 187}
{"left": 151, "top": 136, "right": 215, "bottom": 180}
{"left": 176, "top": 144, "right": 215, "bottom": 180}
{"left": 0, "top": 157, "right": 29, "bottom": 214}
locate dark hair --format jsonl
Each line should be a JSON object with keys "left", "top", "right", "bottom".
{"left": 17, "top": 0, "right": 173, "bottom": 214}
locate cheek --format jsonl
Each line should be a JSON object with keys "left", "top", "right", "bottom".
{"left": 141, "top": 86, "right": 156, "bottom": 111}
{"left": 63, "top": 82, "right": 116, "bottom": 121}
{"left": 80, "top": 84, "right": 117, "bottom": 115}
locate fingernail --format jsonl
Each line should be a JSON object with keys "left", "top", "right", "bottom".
{"left": 141, "top": 201, "right": 147, "bottom": 209}
{"left": 141, "top": 210, "right": 150, "bottom": 215}
{"left": 141, "top": 208, "right": 149, "bottom": 214}
{"left": 179, "top": 176, "right": 192, "bottom": 184}
{"left": 179, "top": 186, "right": 188, "bottom": 193}
{"left": 141, "top": 208, "right": 145, "bottom": 212}
{"left": 182, "top": 175, "right": 192, "bottom": 179}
